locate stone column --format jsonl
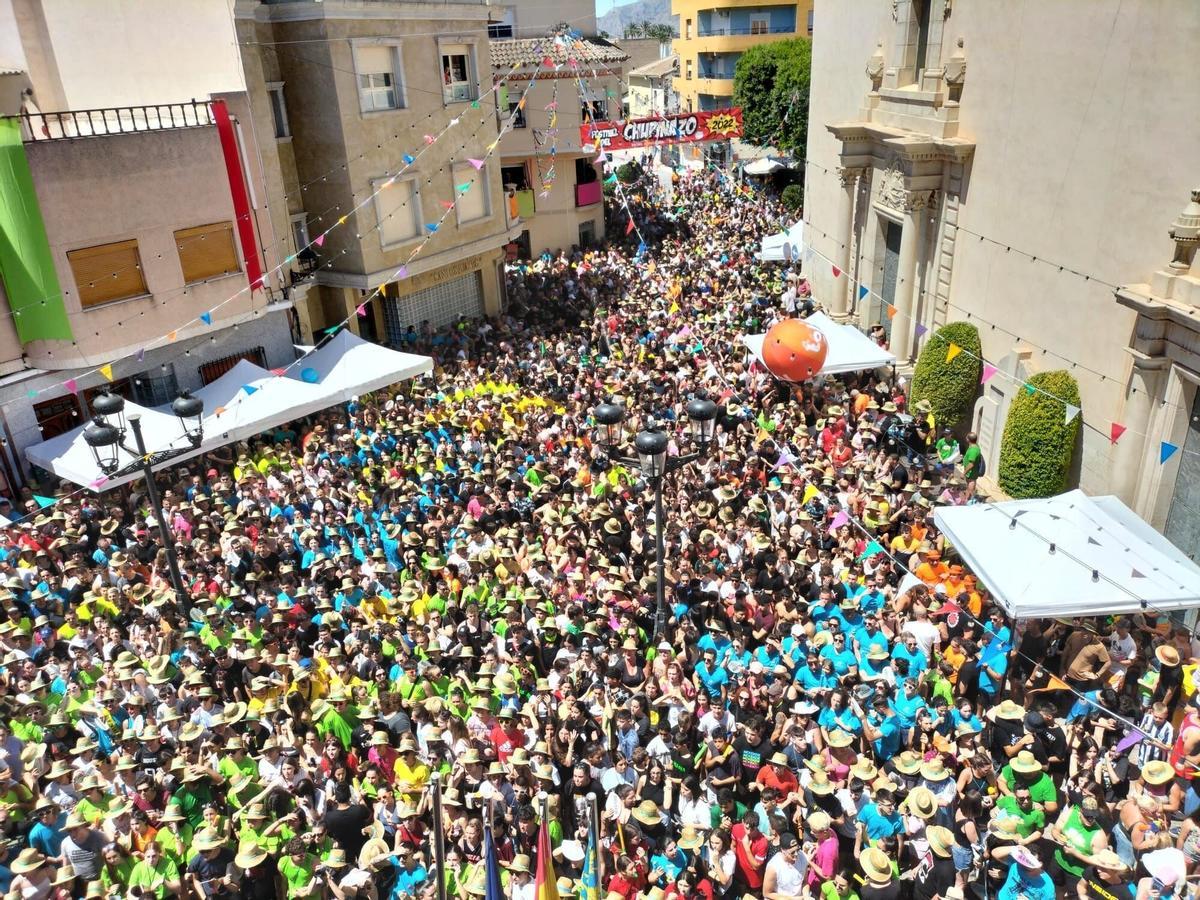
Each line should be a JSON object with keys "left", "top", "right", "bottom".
{"left": 830, "top": 167, "right": 863, "bottom": 320}
{"left": 1111, "top": 351, "right": 1168, "bottom": 505}
{"left": 891, "top": 190, "right": 933, "bottom": 362}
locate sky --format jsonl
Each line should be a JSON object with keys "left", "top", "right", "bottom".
{"left": 595, "top": 0, "right": 624, "bottom": 16}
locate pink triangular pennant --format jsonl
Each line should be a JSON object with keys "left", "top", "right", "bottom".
{"left": 356, "top": 304, "right": 368, "bottom": 317}
{"left": 64, "top": 378, "right": 78, "bottom": 394}
{"left": 468, "top": 158, "right": 485, "bottom": 170}
{"left": 314, "top": 234, "right": 325, "bottom": 247}
{"left": 423, "top": 134, "right": 435, "bottom": 145}
{"left": 1110, "top": 422, "right": 1127, "bottom": 444}
{"left": 831, "top": 265, "right": 842, "bottom": 278}
{"left": 981, "top": 363, "right": 998, "bottom": 384}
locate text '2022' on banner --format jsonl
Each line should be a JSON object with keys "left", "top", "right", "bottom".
{"left": 580, "top": 108, "right": 743, "bottom": 152}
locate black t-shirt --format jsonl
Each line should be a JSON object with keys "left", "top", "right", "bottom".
{"left": 912, "top": 854, "right": 957, "bottom": 900}
{"left": 187, "top": 848, "right": 236, "bottom": 896}
{"left": 324, "top": 802, "right": 371, "bottom": 859}
{"left": 1078, "top": 865, "right": 1136, "bottom": 900}
{"left": 733, "top": 735, "right": 774, "bottom": 781}
{"left": 861, "top": 882, "right": 901, "bottom": 900}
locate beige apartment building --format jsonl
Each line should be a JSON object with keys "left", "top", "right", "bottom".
{"left": 236, "top": 0, "right": 520, "bottom": 345}
{"left": 803, "top": 0, "right": 1200, "bottom": 551}
{"left": 487, "top": 0, "right": 627, "bottom": 257}
{"left": 0, "top": 0, "right": 296, "bottom": 486}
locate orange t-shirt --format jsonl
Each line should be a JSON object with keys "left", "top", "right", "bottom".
{"left": 914, "top": 561, "right": 949, "bottom": 586}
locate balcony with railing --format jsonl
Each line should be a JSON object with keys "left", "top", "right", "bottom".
{"left": 575, "top": 180, "right": 603, "bottom": 207}
{"left": 17, "top": 100, "right": 214, "bottom": 142}
{"left": 697, "top": 23, "right": 795, "bottom": 36}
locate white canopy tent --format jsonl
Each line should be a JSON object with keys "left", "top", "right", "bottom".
{"left": 744, "top": 158, "right": 785, "bottom": 176}
{"left": 25, "top": 333, "right": 434, "bottom": 490}
{"left": 758, "top": 220, "right": 804, "bottom": 262}
{"left": 933, "top": 490, "right": 1200, "bottom": 618}
{"left": 741, "top": 312, "right": 896, "bottom": 376}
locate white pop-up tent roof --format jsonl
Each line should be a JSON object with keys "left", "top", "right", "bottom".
{"left": 933, "top": 490, "right": 1200, "bottom": 618}
{"left": 758, "top": 220, "right": 804, "bottom": 262}
{"left": 741, "top": 312, "right": 896, "bottom": 376}
{"left": 25, "top": 332, "right": 434, "bottom": 490}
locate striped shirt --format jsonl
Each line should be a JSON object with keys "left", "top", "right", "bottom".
{"left": 1136, "top": 712, "right": 1174, "bottom": 767}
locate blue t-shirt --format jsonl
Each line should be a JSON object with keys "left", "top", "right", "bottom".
{"left": 859, "top": 803, "right": 903, "bottom": 840}
{"left": 694, "top": 662, "right": 729, "bottom": 699}
{"left": 820, "top": 645, "right": 859, "bottom": 677}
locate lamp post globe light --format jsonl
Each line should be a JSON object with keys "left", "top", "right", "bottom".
{"left": 592, "top": 393, "right": 719, "bottom": 639}
{"left": 82, "top": 391, "right": 206, "bottom": 613}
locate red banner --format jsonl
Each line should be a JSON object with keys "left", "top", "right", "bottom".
{"left": 581, "top": 108, "right": 743, "bottom": 152}
{"left": 211, "top": 100, "right": 265, "bottom": 292}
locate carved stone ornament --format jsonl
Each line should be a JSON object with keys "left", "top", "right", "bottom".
{"left": 837, "top": 167, "right": 864, "bottom": 188}
{"left": 877, "top": 159, "right": 907, "bottom": 211}
{"left": 865, "top": 42, "right": 885, "bottom": 91}
{"left": 944, "top": 38, "right": 966, "bottom": 86}
{"left": 891, "top": 0, "right": 899, "bottom": 22}
{"left": 905, "top": 189, "right": 937, "bottom": 212}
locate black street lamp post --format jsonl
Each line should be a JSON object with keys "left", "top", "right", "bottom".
{"left": 82, "top": 391, "right": 204, "bottom": 613}
{"left": 593, "top": 395, "right": 719, "bottom": 639}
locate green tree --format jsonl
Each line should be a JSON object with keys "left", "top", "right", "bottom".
{"left": 732, "top": 38, "right": 811, "bottom": 154}
{"left": 644, "top": 23, "right": 675, "bottom": 42}
{"left": 909, "top": 322, "right": 983, "bottom": 428}
{"left": 624, "top": 22, "right": 643, "bottom": 38}
{"left": 616, "top": 161, "right": 643, "bottom": 184}
{"left": 780, "top": 184, "right": 803, "bottom": 212}
{"left": 998, "top": 370, "right": 1082, "bottom": 499}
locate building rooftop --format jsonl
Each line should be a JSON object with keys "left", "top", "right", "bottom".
{"left": 629, "top": 55, "right": 678, "bottom": 78}
{"left": 489, "top": 37, "right": 629, "bottom": 70}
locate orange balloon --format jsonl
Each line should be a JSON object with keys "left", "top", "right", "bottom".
{"left": 761, "top": 318, "right": 829, "bottom": 382}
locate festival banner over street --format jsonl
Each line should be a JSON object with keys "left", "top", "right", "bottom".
{"left": 580, "top": 108, "right": 743, "bottom": 152}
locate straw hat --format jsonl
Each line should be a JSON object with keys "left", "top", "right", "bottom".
{"left": 51, "top": 865, "right": 76, "bottom": 886}
{"left": 920, "top": 757, "right": 950, "bottom": 782}
{"left": 826, "top": 728, "right": 853, "bottom": 748}
{"left": 861, "top": 847, "right": 892, "bottom": 883}
{"left": 507, "top": 853, "right": 532, "bottom": 874}
{"left": 1157, "top": 645, "right": 1182, "bottom": 668}
{"left": 677, "top": 826, "right": 705, "bottom": 851}
{"left": 235, "top": 842, "right": 268, "bottom": 869}
{"left": 926, "top": 825, "right": 955, "bottom": 858}
{"left": 893, "top": 750, "right": 922, "bottom": 775}
{"left": 1090, "top": 849, "right": 1129, "bottom": 872}
{"left": 988, "top": 699, "right": 1025, "bottom": 722}
{"left": 1009, "top": 750, "right": 1043, "bottom": 775}
{"left": 10, "top": 849, "right": 47, "bottom": 874}
{"left": 1143, "top": 760, "right": 1175, "bottom": 786}
{"left": 192, "top": 831, "right": 225, "bottom": 852}
{"left": 631, "top": 799, "right": 662, "bottom": 825}
{"left": 905, "top": 786, "right": 937, "bottom": 820}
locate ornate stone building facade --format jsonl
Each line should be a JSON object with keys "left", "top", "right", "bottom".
{"left": 804, "top": 0, "right": 1200, "bottom": 547}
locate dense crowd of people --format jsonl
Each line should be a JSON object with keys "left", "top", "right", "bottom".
{"left": 0, "top": 163, "right": 1197, "bottom": 900}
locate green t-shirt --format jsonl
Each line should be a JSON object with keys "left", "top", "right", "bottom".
{"left": 995, "top": 795, "right": 1046, "bottom": 837}
{"left": 127, "top": 858, "right": 180, "bottom": 899}
{"left": 999, "top": 767, "right": 1057, "bottom": 808}
{"left": 963, "top": 445, "right": 983, "bottom": 479}
{"left": 278, "top": 854, "right": 317, "bottom": 898}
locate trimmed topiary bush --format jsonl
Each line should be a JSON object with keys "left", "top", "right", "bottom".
{"left": 909, "top": 321, "right": 983, "bottom": 428}
{"left": 780, "top": 183, "right": 804, "bottom": 213}
{"left": 616, "top": 161, "right": 643, "bottom": 184}
{"left": 998, "top": 369, "right": 1081, "bottom": 499}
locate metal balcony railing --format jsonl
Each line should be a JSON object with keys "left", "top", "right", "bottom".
{"left": 697, "top": 24, "right": 795, "bottom": 37}
{"left": 18, "top": 100, "right": 215, "bottom": 142}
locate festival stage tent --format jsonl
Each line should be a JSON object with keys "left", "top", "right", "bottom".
{"left": 741, "top": 312, "right": 896, "bottom": 376}
{"left": 25, "top": 333, "right": 433, "bottom": 490}
{"left": 744, "top": 158, "right": 785, "bottom": 176}
{"left": 758, "top": 220, "right": 804, "bottom": 262}
{"left": 933, "top": 490, "right": 1200, "bottom": 618}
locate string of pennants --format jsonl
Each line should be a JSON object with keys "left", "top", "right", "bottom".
{"left": 799, "top": 216, "right": 1185, "bottom": 469}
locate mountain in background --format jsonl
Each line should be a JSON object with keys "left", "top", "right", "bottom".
{"left": 597, "top": 0, "right": 677, "bottom": 38}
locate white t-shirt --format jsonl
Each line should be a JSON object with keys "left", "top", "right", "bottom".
{"left": 766, "top": 851, "right": 808, "bottom": 896}
{"left": 903, "top": 619, "right": 941, "bottom": 658}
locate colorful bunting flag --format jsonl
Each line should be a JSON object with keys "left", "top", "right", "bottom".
{"left": 242, "top": 384, "right": 258, "bottom": 396}
{"left": 397, "top": 266, "right": 408, "bottom": 278}
{"left": 456, "top": 182, "right": 472, "bottom": 192}
{"left": 32, "top": 495, "right": 55, "bottom": 509}
{"left": 64, "top": 378, "right": 78, "bottom": 394}
{"left": 89, "top": 476, "right": 108, "bottom": 489}
{"left": 1065, "top": 404, "right": 1081, "bottom": 424}
{"left": 403, "top": 154, "right": 415, "bottom": 165}
{"left": 625, "top": 219, "right": 635, "bottom": 235}
{"left": 831, "top": 265, "right": 842, "bottom": 278}
{"left": 167, "top": 331, "right": 177, "bottom": 342}
{"left": 1161, "top": 441, "right": 1179, "bottom": 464}
{"left": 324, "top": 325, "right": 340, "bottom": 335}
{"left": 314, "top": 234, "right": 325, "bottom": 247}
{"left": 356, "top": 304, "right": 368, "bottom": 317}
{"left": 199, "top": 311, "right": 212, "bottom": 325}
{"left": 981, "top": 363, "right": 998, "bottom": 383}
{"left": 945, "top": 343, "right": 962, "bottom": 363}
{"left": 858, "top": 284, "right": 869, "bottom": 301}
{"left": 604, "top": 173, "right": 617, "bottom": 184}
{"left": 828, "top": 511, "right": 849, "bottom": 533}
{"left": 1110, "top": 422, "right": 1127, "bottom": 444}
{"left": 470, "top": 101, "right": 480, "bottom": 109}
{"left": 136, "top": 348, "right": 145, "bottom": 362}
{"left": 97, "top": 363, "right": 113, "bottom": 382}
{"left": 440, "top": 200, "right": 456, "bottom": 210}
{"left": 886, "top": 305, "right": 898, "bottom": 320}
{"left": 26, "top": 390, "right": 37, "bottom": 400}
{"left": 423, "top": 134, "right": 435, "bottom": 144}
{"left": 858, "top": 541, "right": 885, "bottom": 561}
{"left": 1024, "top": 383, "right": 1036, "bottom": 395}
{"left": 425, "top": 223, "right": 439, "bottom": 232}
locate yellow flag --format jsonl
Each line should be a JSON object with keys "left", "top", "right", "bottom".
{"left": 802, "top": 484, "right": 820, "bottom": 505}
{"left": 669, "top": 301, "right": 680, "bottom": 315}
{"left": 946, "top": 343, "right": 962, "bottom": 363}
{"left": 99, "top": 363, "right": 114, "bottom": 382}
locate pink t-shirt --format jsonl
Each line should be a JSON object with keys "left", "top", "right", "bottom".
{"left": 806, "top": 834, "right": 839, "bottom": 885}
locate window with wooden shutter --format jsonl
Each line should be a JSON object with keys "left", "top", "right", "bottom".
{"left": 175, "top": 221, "right": 240, "bottom": 284}
{"left": 68, "top": 239, "right": 148, "bottom": 307}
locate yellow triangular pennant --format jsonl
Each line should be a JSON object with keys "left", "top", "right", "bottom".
{"left": 946, "top": 343, "right": 962, "bottom": 363}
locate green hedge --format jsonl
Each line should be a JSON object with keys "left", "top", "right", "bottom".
{"left": 909, "top": 321, "right": 983, "bottom": 428}
{"left": 780, "top": 184, "right": 804, "bottom": 212}
{"left": 998, "top": 369, "right": 1081, "bottom": 499}
{"left": 616, "top": 161, "right": 643, "bottom": 184}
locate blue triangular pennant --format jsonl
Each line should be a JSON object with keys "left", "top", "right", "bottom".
{"left": 403, "top": 154, "right": 415, "bottom": 164}
{"left": 1161, "top": 441, "right": 1180, "bottom": 464}
{"left": 242, "top": 384, "right": 258, "bottom": 396}
{"left": 199, "top": 311, "right": 213, "bottom": 325}
{"left": 33, "top": 495, "right": 56, "bottom": 509}
{"left": 425, "top": 223, "right": 439, "bottom": 232}
{"left": 858, "top": 284, "right": 869, "bottom": 301}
